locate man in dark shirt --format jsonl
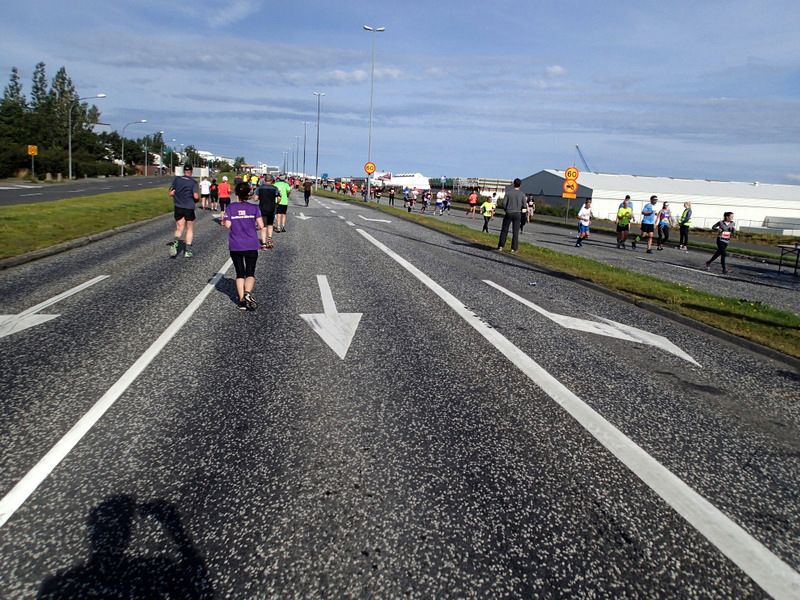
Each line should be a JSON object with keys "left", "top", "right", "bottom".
{"left": 303, "top": 179, "right": 312, "bottom": 206}
{"left": 168, "top": 164, "right": 199, "bottom": 257}
{"left": 497, "top": 178, "right": 527, "bottom": 253}
{"left": 256, "top": 175, "right": 279, "bottom": 248}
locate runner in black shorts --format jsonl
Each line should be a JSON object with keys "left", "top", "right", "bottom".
{"left": 168, "top": 164, "right": 199, "bottom": 257}
{"left": 255, "top": 175, "right": 279, "bottom": 249}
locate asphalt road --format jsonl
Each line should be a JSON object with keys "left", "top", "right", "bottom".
{"left": 0, "top": 193, "right": 798, "bottom": 598}
{"left": 0, "top": 176, "right": 171, "bottom": 206}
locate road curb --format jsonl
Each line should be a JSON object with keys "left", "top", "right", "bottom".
{"left": 0, "top": 214, "right": 170, "bottom": 270}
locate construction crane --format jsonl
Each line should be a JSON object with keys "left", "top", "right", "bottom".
{"left": 574, "top": 144, "right": 592, "bottom": 172}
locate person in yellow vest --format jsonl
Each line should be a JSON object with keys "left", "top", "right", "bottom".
{"left": 480, "top": 197, "right": 495, "bottom": 233}
{"left": 615, "top": 196, "right": 634, "bottom": 249}
{"left": 678, "top": 201, "right": 692, "bottom": 250}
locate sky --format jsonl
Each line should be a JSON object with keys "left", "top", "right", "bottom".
{"left": 2, "top": 0, "right": 800, "bottom": 185}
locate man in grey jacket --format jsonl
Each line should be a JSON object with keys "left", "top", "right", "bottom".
{"left": 497, "top": 178, "right": 527, "bottom": 252}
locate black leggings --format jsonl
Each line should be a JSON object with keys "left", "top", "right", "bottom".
{"left": 657, "top": 225, "right": 670, "bottom": 245}
{"left": 679, "top": 225, "right": 689, "bottom": 247}
{"left": 231, "top": 250, "right": 258, "bottom": 279}
{"left": 708, "top": 240, "right": 728, "bottom": 269}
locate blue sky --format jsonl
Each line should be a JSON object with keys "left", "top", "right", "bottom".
{"left": 2, "top": 0, "right": 800, "bottom": 184}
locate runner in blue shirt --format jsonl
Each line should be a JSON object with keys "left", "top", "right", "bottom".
{"left": 632, "top": 195, "right": 658, "bottom": 254}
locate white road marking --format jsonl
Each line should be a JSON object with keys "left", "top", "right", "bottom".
{"left": 484, "top": 280, "right": 700, "bottom": 366}
{"left": 358, "top": 215, "right": 391, "bottom": 223}
{"left": 0, "top": 260, "right": 232, "bottom": 530}
{"left": 18, "top": 193, "right": 42, "bottom": 197}
{"left": 357, "top": 228, "right": 800, "bottom": 600}
{"left": 0, "top": 276, "right": 109, "bottom": 339}
{"left": 296, "top": 212, "right": 312, "bottom": 220}
{"left": 300, "top": 275, "right": 362, "bottom": 359}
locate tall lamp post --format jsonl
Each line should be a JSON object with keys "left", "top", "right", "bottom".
{"left": 120, "top": 119, "right": 147, "bottom": 176}
{"left": 363, "top": 26, "right": 385, "bottom": 200}
{"left": 68, "top": 93, "right": 106, "bottom": 180}
{"left": 301, "top": 121, "right": 310, "bottom": 178}
{"left": 313, "top": 92, "right": 325, "bottom": 184}
{"left": 157, "top": 131, "right": 164, "bottom": 176}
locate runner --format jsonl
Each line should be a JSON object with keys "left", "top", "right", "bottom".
{"left": 388, "top": 187, "right": 396, "bottom": 206}
{"left": 168, "top": 164, "right": 199, "bottom": 258}
{"left": 632, "top": 195, "right": 658, "bottom": 254}
{"left": 256, "top": 175, "right": 279, "bottom": 249}
{"left": 222, "top": 182, "right": 266, "bottom": 310}
{"left": 656, "top": 201, "right": 673, "bottom": 250}
{"left": 199, "top": 176, "right": 211, "bottom": 210}
{"left": 480, "top": 196, "right": 495, "bottom": 233}
{"left": 303, "top": 179, "right": 312, "bottom": 207}
{"left": 435, "top": 189, "right": 446, "bottom": 215}
{"left": 615, "top": 197, "right": 633, "bottom": 248}
{"left": 209, "top": 178, "right": 219, "bottom": 212}
{"left": 706, "top": 211, "right": 736, "bottom": 274}
{"left": 467, "top": 190, "right": 478, "bottom": 218}
{"left": 274, "top": 175, "right": 291, "bottom": 232}
{"left": 575, "top": 199, "right": 593, "bottom": 248}
{"left": 218, "top": 175, "right": 232, "bottom": 217}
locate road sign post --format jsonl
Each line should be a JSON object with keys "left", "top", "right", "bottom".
{"left": 28, "top": 145, "right": 37, "bottom": 181}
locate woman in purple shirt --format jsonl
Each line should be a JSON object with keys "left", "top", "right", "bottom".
{"left": 222, "top": 182, "right": 266, "bottom": 310}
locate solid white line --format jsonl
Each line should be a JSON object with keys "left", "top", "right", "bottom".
{"left": 0, "top": 259, "right": 232, "bottom": 530}
{"left": 317, "top": 275, "right": 337, "bottom": 315}
{"left": 356, "top": 228, "right": 800, "bottom": 599}
{"left": 18, "top": 193, "right": 42, "bottom": 197}
{"left": 19, "top": 276, "right": 109, "bottom": 317}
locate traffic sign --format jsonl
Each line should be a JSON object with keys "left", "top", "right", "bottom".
{"left": 565, "top": 167, "right": 579, "bottom": 181}
{"left": 563, "top": 179, "right": 578, "bottom": 194}
{"left": 562, "top": 193, "right": 577, "bottom": 199}
{"left": 364, "top": 162, "right": 376, "bottom": 174}
{"left": 28, "top": 145, "right": 38, "bottom": 156}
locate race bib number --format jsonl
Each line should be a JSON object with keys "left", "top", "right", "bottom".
{"left": 721, "top": 231, "right": 731, "bottom": 240}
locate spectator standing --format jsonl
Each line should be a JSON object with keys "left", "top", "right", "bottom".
{"left": 497, "top": 179, "right": 527, "bottom": 252}
{"left": 678, "top": 202, "right": 692, "bottom": 249}
{"left": 706, "top": 212, "right": 736, "bottom": 274}
{"left": 168, "top": 164, "right": 199, "bottom": 258}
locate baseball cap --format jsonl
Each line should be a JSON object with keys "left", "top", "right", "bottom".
{"left": 222, "top": 176, "right": 228, "bottom": 181}
{"left": 183, "top": 163, "right": 193, "bottom": 171}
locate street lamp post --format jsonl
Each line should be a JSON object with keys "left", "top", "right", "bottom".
{"left": 169, "top": 139, "right": 176, "bottom": 174}
{"left": 157, "top": 131, "right": 164, "bottom": 176}
{"left": 363, "top": 25, "right": 385, "bottom": 200}
{"left": 120, "top": 119, "right": 147, "bottom": 176}
{"left": 301, "top": 121, "right": 310, "bottom": 178}
{"left": 313, "top": 92, "right": 325, "bottom": 184}
{"left": 68, "top": 93, "right": 106, "bottom": 180}
{"left": 295, "top": 136, "right": 301, "bottom": 177}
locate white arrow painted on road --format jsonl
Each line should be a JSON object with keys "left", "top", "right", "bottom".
{"left": 0, "top": 275, "right": 109, "bottom": 339}
{"left": 358, "top": 215, "right": 391, "bottom": 223}
{"left": 484, "top": 280, "right": 700, "bottom": 366}
{"left": 296, "top": 212, "right": 312, "bottom": 220}
{"left": 300, "top": 275, "right": 362, "bottom": 359}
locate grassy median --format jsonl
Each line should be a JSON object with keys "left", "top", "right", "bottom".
{"left": 316, "top": 189, "right": 800, "bottom": 359}
{"left": 0, "top": 187, "right": 170, "bottom": 259}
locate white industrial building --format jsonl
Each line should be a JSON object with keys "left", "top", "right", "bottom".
{"left": 516, "top": 170, "right": 800, "bottom": 234}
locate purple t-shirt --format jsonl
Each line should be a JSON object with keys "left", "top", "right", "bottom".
{"left": 224, "top": 202, "right": 262, "bottom": 251}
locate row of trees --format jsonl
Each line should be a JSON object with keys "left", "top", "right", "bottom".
{"left": 0, "top": 63, "right": 235, "bottom": 180}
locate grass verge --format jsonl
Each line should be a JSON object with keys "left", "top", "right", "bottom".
{"left": 316, "top": 189, "right": 800, "bottom": 359}
{"left": 0, "top": 187, "right": 170, "bottom": 259}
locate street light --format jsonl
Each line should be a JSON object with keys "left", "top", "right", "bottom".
{"left": 295, "top": 136, "right": 301, "bottom": 176}
{"left": 169, "top": 139, "right": 176, "bottom": 173}
{"left": 301, "top": 121, "right": 310, "bottom": 178}
{"left": 157, "top": 131, "right": 164, "bottom": 176}
{"left": 313, "top": 92, "right": 325, "bottom": 184}
{"left": 120, "top": 119, "right": 147, "bottom": 176}
{"left": 68, "top": 93, "right": 106, "bottom": 181}
{"left": 363, "top": 25, "right": 385, "bottom": 200}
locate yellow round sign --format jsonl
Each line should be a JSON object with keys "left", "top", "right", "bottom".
{"left": 364, "top": 162, "right": 376, "bottom": 174}
{"left": 565, "top": 167, "right": 579, "bottom": 181}
{"left": 563, "top": 180, "right": 578, "bottom": 194}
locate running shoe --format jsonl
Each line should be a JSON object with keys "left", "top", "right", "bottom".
{"left": 646, "top": 249, "right": 653, "bottom": 254}
{"left": 260, "top": 243, "right": 267, "bottom": 250}
{"left": 243, "top": 292, "right": 258, "bottom": 310}
{"left": 169, "top": 241, "right": 179, "bottom": 257}
{"left": 723, "top": 268, "right": 732, "bottom": 274}
{"left": 267, "top": 238, "right": 274, "bottom": 249}
{"left": 184, "top": 250, "right": 193, "bottom": 258}
{"left": 631, "top": 240, "right": 637, "bottom": 250}
{"left": 705, "top": 262, "right": 711, "bottom": 270}
{"left": 238, "top": 300, "right": 247, "bottom": 310}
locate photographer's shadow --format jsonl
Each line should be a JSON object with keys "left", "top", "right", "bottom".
{"left": 38, "top": 495, "right": 214, "bottom": 599}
